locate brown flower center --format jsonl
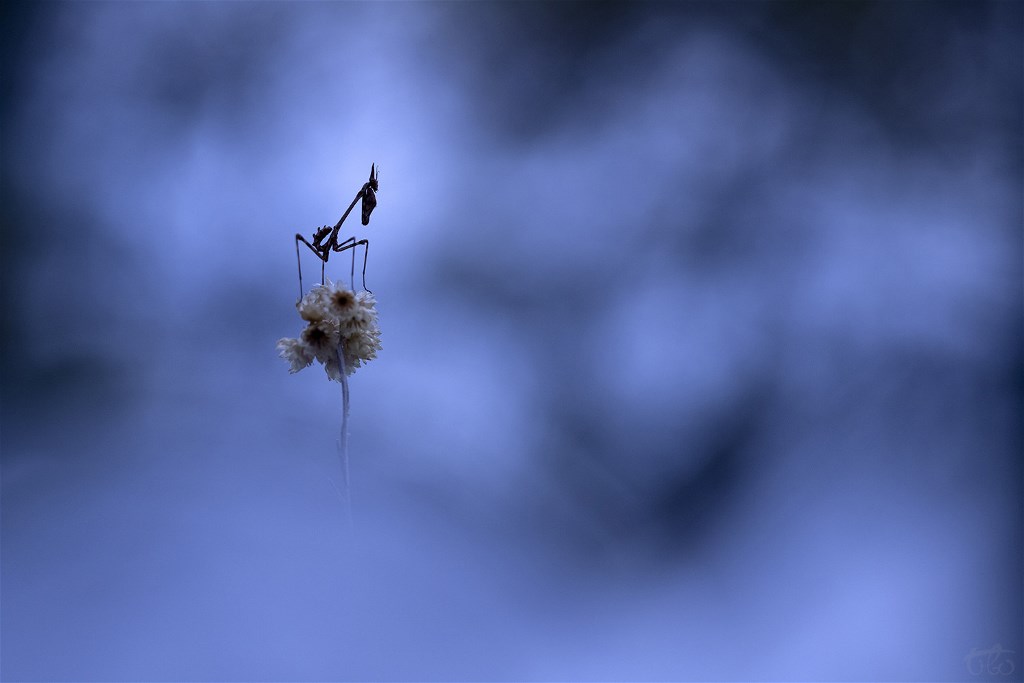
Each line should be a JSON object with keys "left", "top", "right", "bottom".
{"left": 332, "top": 290, "right": 355, "bottom": 310}
{"left": 303, "top": 325, "right": 328, "bottom": 344}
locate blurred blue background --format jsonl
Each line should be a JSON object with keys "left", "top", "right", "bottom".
{"left": 2, "top": 1, "right": 1021, "bottom": 680}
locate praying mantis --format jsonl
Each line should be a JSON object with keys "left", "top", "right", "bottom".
{"left": 294, "top": 164, "right": 378, "bottom": 299}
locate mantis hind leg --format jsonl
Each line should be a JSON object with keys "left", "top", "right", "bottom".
{"left": 332, "top": 238, "right": 371, "bottom": 293}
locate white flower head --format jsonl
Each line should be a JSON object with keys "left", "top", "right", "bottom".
{"left": 276, "top": 337, "right": 314, "bottom": 373}
{"left": 297, "top": 285, "right": 330, "bottom": 322}
{"left": 326, "top": 282, "right": 358, "bottom": 321}
{"left": 342, "top": 327, "right": 382, "bottom": 374}
{"left": 279, "top": 280, "right": 382, "bottom": 381}
{"left": 301, "top": 317, "right": 341, "bottom": 365}
{"left": 323, "top": 352, "right": 344, "bottom": 382}
{"left": 356, "top": 290, "right": 376, "bottom": 310}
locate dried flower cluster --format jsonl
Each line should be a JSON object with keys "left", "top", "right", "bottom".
{"left": 277, "top": 281, "right": 382, "bottom": 380}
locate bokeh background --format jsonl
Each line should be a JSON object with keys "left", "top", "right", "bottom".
{"left": 2, "top": 1, "right": 1021, "bottom": 680}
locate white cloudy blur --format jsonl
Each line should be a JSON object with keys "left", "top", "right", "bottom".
{"left": 2, "top": 2, "right": 1020, "bottom": 680}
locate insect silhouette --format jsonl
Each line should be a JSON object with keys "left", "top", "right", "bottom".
{"left": 294, "top": 164, "right": 379, "bottom": 299}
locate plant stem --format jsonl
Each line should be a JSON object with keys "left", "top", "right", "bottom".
{"left": 337, "top": 345, "right": 353, "bottom": 530}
